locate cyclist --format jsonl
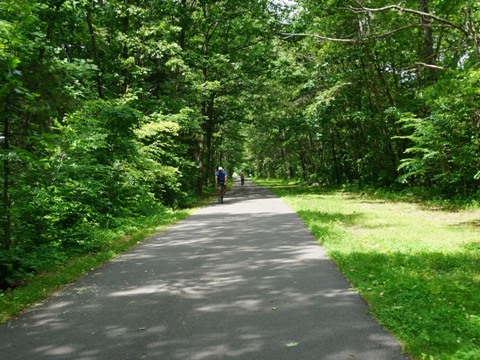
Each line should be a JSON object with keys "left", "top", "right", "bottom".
{"left": 215, "top": 167, "right": 227, "bottom": 202}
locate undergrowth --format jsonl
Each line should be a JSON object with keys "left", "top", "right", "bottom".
{"left": 0, "top": 194, "right": 215, "bottom": 323}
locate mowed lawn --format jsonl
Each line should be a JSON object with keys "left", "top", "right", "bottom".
{"left": 258, "top": 180, "right": 480, "bottom": 360}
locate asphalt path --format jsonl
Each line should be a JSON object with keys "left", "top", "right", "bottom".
{"left": 0, "top": 180, "right": 410, "bottom": 360}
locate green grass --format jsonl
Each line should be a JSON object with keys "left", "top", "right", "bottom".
{"left": 256, "top": 179, "right": 480, "bottom": 360}
{"left": 0, "top": 195, "right": 216, "bottom": 324}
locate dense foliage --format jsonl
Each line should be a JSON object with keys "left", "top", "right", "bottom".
{"left": 0, "top": 0, "right": 284, "bottom": 288}
{"left": 1, "top": 1, "right": 480, "bottom": 287}
{"left": 247, "top": 0, "right": 480, "bottom": 199}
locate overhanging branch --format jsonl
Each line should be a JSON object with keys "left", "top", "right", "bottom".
{"left": 283, "top": 24, "right": 451, "bottom": 43}
{"left": 415, "top": 62, "right": 451, "bottom": 71}
{"left": 347, "top": 4, "right": 468, "bottom": 36}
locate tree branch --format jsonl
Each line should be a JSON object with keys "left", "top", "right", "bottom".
{"left": 283, "top": 24, "right": 452, "bottom": 43}
{"left": 282, "top": 32, "right": 358, "bottom": 43}
{"left": 347, "top": 5, "right": 468, "bottom": 37}
{"left": 414, "top": 62, "right": 451, "bottom": 71}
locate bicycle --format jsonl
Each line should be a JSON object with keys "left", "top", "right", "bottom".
{"left": 217, "top": 182, "right": 225, "bottom": 203}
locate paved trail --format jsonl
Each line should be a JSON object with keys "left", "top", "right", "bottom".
{"left": 0, "top": 181, "right": 409, "bottom": 360}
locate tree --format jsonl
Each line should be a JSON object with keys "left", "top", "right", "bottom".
{"left": 247, "top": 0, "right": 480, "bottom": 193}
{"left": 175, "top": 0, "right": 283, "bottom": 191}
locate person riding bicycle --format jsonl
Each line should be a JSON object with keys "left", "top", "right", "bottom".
{"left": 215, "top": 167, "right": 227, "bottom": 195}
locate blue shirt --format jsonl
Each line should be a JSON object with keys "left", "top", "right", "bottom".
{"left": 215, "top": 170, "right": 227, "bottom": 183}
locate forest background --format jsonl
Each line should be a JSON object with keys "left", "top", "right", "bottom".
{"left": 1, "top": 0, "right": 480, "bottom": 298}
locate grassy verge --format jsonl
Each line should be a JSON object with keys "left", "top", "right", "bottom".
{"left": 256, "top": 179, "right": 480, "bottom": 360}
{"left": 0, "top": 195, "right": 215, "bottom": 324}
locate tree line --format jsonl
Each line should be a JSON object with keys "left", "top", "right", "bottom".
{"left": 1, "top": 0, "right": 480, "bottom": 287}
{"left": 248, "top": 0, "right": 480, "bottom": 198}
{"left": 0, "top": 0, "right": 285, "bottom": 287}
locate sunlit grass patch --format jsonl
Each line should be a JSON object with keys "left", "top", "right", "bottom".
{"left": 259, "top": 179, "right": 480, "bottom": 360}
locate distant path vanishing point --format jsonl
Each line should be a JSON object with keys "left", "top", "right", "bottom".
{"left": 0, "top": 180, "right": 410, "bottom": 360}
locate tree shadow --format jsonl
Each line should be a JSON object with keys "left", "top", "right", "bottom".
{"left": 0, "top": 182, "right": 409, "bottom": 360}
{"left": 329, "top": 250, "right": 480, "bottom": 360}
{"left": 289, "top": 205, "right": 479, "bottom": 359}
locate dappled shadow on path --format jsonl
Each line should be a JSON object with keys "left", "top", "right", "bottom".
{"left": 0, "top": 181, "right": 409, "bottom": 360}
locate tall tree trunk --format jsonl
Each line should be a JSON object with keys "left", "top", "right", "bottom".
{"left": 419, "top": 0, "right": 436, "bottom": 82}
{"left": 196, "top": 66, "right": 209, "bottom": 194}
{"left": 2, "top": 110, "right": 11, "bottom": 251}
{"left": 176, "top": 0, "right": 189, "bottom": 95}
{"left": 330, "top": 129, "right": 340, "bottom": 185}
{"left": 178, "top": 0, "right": 188, "bottom": 50}
{"left": 464, "top": 5, "right": 480, "bottom": 62}
{"left": 203, "top": 95, "right": 215, "bottom": 187}
{"left": 281, "top": 147, "right": 288, "bottom": 179}
{"left": 121, "top": 8, "right": 130, "bottom": 95}
{"left": 299, "top": 152, "right": 307, "bottom": 181}
{"left": 196, "top": 136, "right": 205, "bottom": 194}
{"left": 196, "top": 8, "right": 214, "bottom": 194}
{"left": 86, "top": 1, "right": 104, "bottom": 99}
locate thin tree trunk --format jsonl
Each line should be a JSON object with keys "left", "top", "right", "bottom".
{"left": 2, "top": 111, "right": 11, "bottom": 251}
{"left": 204, "top": 94, "right": 215, "bottom": 186}
{"left": 464, "top": 5, "right": 480, "bottom": 62}
{"left": 178, "top": 0, "right": 188, "bottom": 50}
{"left": 86, "top": 1, "right": 104, "bottom": 99}
{"left": 330, "top": 129, "right": 340, "bottom": 184}
{"left": 196, "top": 135, "right": 204, "bottom": 194}
{"left": 299, "top": 152, "right": 307, "bottom": 181}
{"left": 176, "top": 0, "right": 189, "bottom": 94}
{"left": 281, "top": 147, "right": 288, "bottom": 179}
{"left": 419, "top": 0, "right": 436, "bottom": 82}
{"left": 121, "top": 9, "right": 130, "bottom": 95}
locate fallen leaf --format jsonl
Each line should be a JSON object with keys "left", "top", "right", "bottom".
{"left": 287, "top": 342, "right": 299, "bottom": 347}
